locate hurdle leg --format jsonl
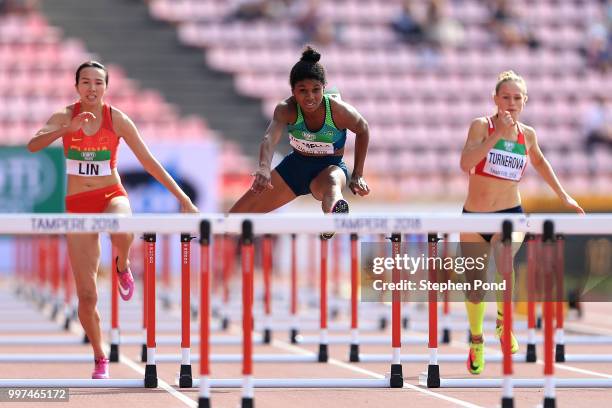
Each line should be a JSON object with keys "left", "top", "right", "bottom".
{"left": 526, "top": 234, "right": 537, "bottom": 363}
{"left": 109, "top": 247, "right": 120, "bottom": 362}
{"left": 318, "top": 236, "right": 329, "bottom": 363}
{"left": 141, "top": 237, "right": 148, "bottom": 363}
{"left": 242, "top": 221, "right": 255, "bottom": 408}
{"left": 426, "top": 233, "right": 440, "bottom": 388}
{"left": 555, "top": 235, "right": 565, "bottom": 363}
{"left": 199, "top": 221, "right": 212, "bottom": 407}
{"left": 349, "top": 233, "right": 360, "bottom": 362}
{"left": 180, "top": 233, "right": 194, "bottom": 388}
{"left": 290, "top": 234, "right": 299, "bottom": 344}
{"left": 389, "top": 233, "right": 403, "bottom": 388}
{"left": 143, "top": 233, "right": 158, "bottom": 388}
{"left": 441, "top": 235, "right": 451, "bottom": 344}
{"left": 262, "top": 234, "right": 272, "bottom": 344}
{"left": 542, "top": 222, "right": 556, "bottom": 408}
{"left": 500, "top": 221, "right": 514, "bottom": 408}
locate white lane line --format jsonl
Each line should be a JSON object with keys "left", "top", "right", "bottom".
{"left": 117, "top": 352, "right": 197, "bottom": 408}
{"left": 97, "top": 338, "right": 197, "bottom": 408}
{"left": 7, "top": 289, "right": 198, "bottom": 407}
{"left": 272, "top": 340, "right": 485, "bottom": 408}
{"left": 550, "top": 362, "right": 612, "bottom": 379}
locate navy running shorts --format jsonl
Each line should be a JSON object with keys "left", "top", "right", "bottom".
{"left": 275, "top": 152, "right": 349, "bottom": 196}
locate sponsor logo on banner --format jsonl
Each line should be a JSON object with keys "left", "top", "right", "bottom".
{"left": 0, "top": 146, "right": 64, "bottom": 212}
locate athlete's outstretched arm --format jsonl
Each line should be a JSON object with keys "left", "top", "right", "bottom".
{"left": 114, "top": 109, "right": 198, "bottom": 213}
{"left": 250, "top": 103, "right": 288, "bottom": 193}
{"left": 331, "top": 100, "right": 370, "bottom": 196}
{"left": 27, "top": 108, "right": 94, "bottom": 152}
{"left": 526, "top": 127, "right": 584, "bottom": 213}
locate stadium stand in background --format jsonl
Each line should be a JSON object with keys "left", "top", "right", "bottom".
{"left": 147, "top": 0, "right": 612, "bottom": 209}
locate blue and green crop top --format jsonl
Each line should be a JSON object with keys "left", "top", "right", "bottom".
{"left": 287, "top": 94, "right": 347, "bottom": 155}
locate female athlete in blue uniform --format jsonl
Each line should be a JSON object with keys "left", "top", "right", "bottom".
{"left": 230, "top": 46, "right": 370, "bottom": 236}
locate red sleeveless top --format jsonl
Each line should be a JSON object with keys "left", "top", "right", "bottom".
{"left": 62, "top": 102, "right": 120, "bottom": 176}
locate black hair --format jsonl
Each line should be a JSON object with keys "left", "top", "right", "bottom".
{"left": 289, "top": 45, "right": 326, "bottom": 89}
{"left": 75, "top": 61, "right": 109, "bottom": 86}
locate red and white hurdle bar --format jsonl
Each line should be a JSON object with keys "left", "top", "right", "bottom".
{"left": 1, "top": 213, "right": 612, "bottom": 408}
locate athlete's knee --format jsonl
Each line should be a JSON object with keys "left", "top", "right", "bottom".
{"left": 111, "top": 232, "right": 134, "bottom": 247}
{"left": 77, "top": 289, "right": 98, "bottom": 308}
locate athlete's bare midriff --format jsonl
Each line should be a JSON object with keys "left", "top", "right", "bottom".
{"left": 463, "top": 173, "right": 521, "bottom": 212}
{"left": 66, "top": 170, "right": 122, "bottom": 196}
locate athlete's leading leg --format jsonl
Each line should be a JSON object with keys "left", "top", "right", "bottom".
{"left": 230, "top": 170, "right": 296, "bottom": 213}
{"left": 106, "top": 196, "right": 135, "bottom": 300}
{"left": 309, "top": 165, "right": 347, "bottom": 213}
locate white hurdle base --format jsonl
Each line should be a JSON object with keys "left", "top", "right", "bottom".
{"left": 156, "top": 353, "right": 318, "bottom": 363}
{"left": 186, "top": 378, "right": 391, "bottom": 388}
{"left": 419, "top": 376, "right": 612, "bottom": 388}
{"left": 0, "top": 354, "right": 94, "bottom": 363}
{"left": 358, "top": 353, "right": 527, "bottom": 363}
{"left": 0, "top": 379, "right": 144, "bottom": 388}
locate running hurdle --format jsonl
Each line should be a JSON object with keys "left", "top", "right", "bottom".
{"left": 414, "top": 219, "right": 612, "bottom": 408}
{"left": 211, "top": 214, "right": 612, "bottom": 408}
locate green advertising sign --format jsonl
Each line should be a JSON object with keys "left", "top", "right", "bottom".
{"left": 0, "top": 146, "right": 65, "bottom": 213}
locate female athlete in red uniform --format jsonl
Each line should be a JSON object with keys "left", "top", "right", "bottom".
{"left": 28, "top": 61, "right": 198, "bottom": 379}
{"left": 459, "top": 70, "right": 583, "bottom": 375}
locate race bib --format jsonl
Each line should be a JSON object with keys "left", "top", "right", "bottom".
{"left": 482, "top": 148, "right": 526, "bottom": 181}
{"left": 66, "top": 149, "right": 112, "bottom": 176}
{"left": 289, "top": 134, "right": 334, "bottom": 155}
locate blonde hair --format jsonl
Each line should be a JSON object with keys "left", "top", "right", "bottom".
{"left": 494, "top": 70, "right": 527, "bottom": 95}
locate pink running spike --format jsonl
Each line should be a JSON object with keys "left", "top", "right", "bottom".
{"left": 92, "top": 357, "right": 109, "bottom": 379}
{"left": 116, "top": 257, "right": 135, "bottom": 301}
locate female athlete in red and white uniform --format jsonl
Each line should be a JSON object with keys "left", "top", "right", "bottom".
{"left": 459, "top": 70, "right": 584, "bottom": 375}
{"left": 28, "top": 61, "right": 198, "bottom": 379}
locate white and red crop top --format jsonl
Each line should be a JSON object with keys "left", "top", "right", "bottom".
{"left": 62, "top": 102, "right": 120, "bottom": 177}
{"left": 471, "top": 116, "right": 528, "bottom": 182}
